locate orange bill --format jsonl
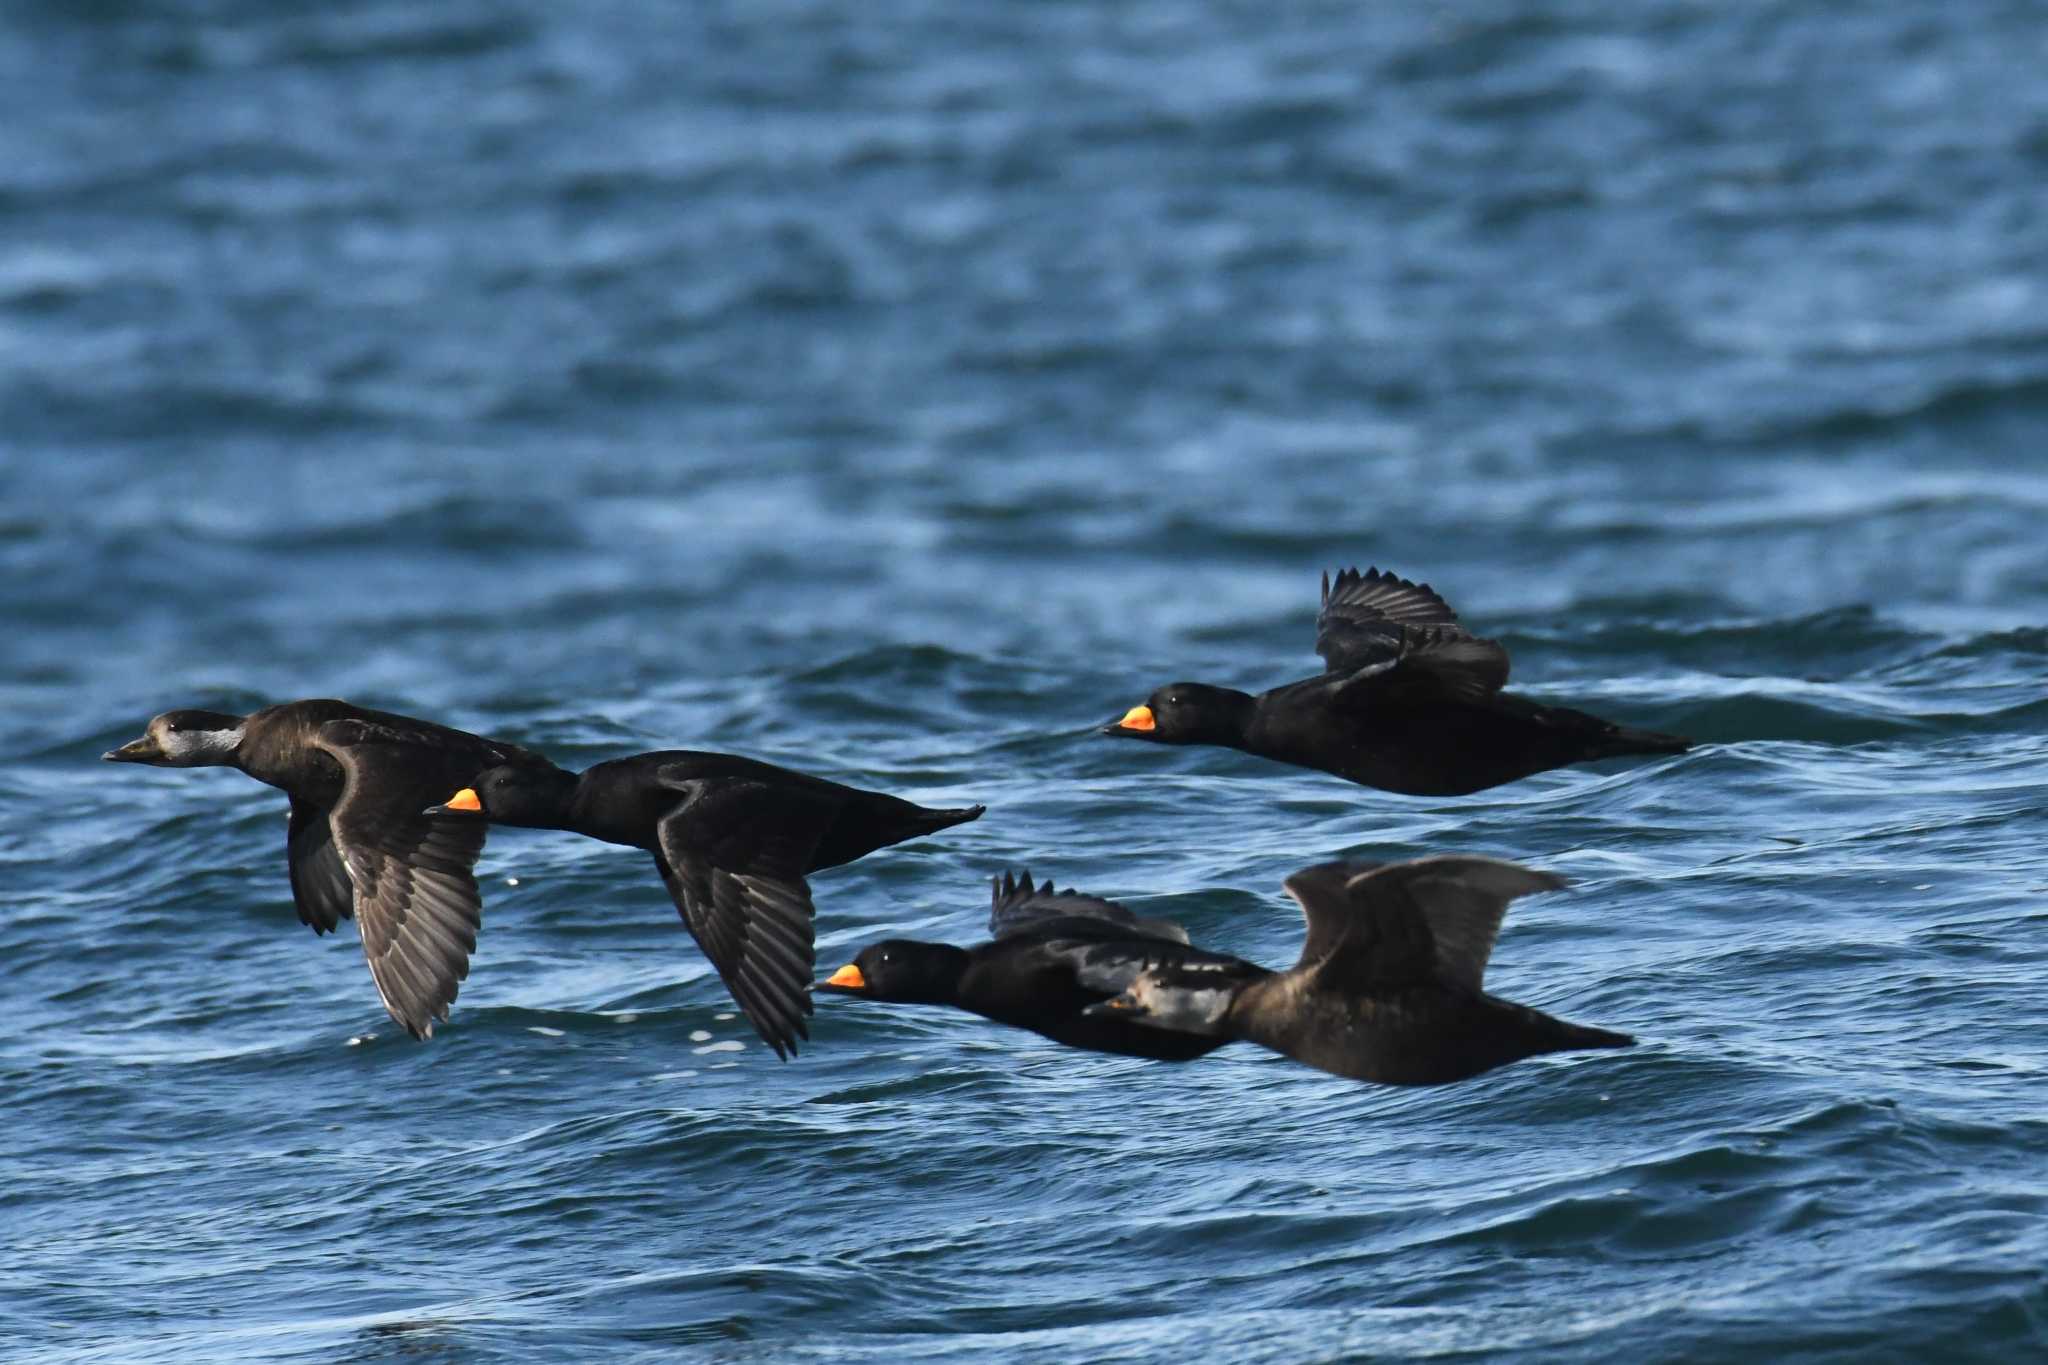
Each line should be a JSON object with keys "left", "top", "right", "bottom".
{"left": 824, "top": 964, "right": 866, "bottom": 990}
{"left": 442, "top": 788, "right": 483, "bottom": 812}
{"left": 1116, "top": 705, "right": 1156, "bottom": 732}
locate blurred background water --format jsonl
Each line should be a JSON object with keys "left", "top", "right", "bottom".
{"left": 4, "top": 1, "right": 2047, "bottom": 1359}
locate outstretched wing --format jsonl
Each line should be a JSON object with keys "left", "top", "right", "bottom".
{"left": 652, "top": 777, "right": 832, "bottom": 1061}
{"left": 286, "top": 796, "right": 355, "bottom": 935}
{"left": 1282, "top": 860, "right": 1408, "bottom": 976}
{"left": 1345, "top": 625, "right": 1511, "bottom": 704}
{"left": 1316, "top": 567, "right": 1460, "bottom": 669}
{"left": 1316, "top": 567, "right": 1510, "bottom": 704}
{"left": 988, "top": 870, "right": 1190, "bottom": 945}
{"left": 1286, "top": 856, "right": 1566, "bottom": 993}
{"left": 315, "top": 728, "right": 490, "bottom": 1039}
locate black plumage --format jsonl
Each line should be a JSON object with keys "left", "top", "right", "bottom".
{"left": 816, "top": 871, "right": 1266, "bottom": 1062}
{"left": 434, "top": 752, "right": 984, "bottom": 1060}
{"left": 1103, "top": 567, "right": 1692, "bottom": 795}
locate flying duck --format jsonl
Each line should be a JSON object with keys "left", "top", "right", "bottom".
{"left": 1103, "top": 567, "right": 1691, "bottom": 795}
{"left": 1090, "top": 856, "right": 1634, "bottom": 1084}
{"left": 430, "top": 752, "right": 984, "bottom": 1059}
{"left": 105, "top": 700, "right": 555, "bottom": 1038}
{"left": 817, "top": 871, "right": 1267, "bottom": 1061}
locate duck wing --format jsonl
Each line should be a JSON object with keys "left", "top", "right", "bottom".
{"left": 1327, "top": 624, "right": 1512, "bottom": 707}
{"left": 1316, "top": 567, "right": 1461, "bottom": 669}
{"left": 313, "top": 721, "right": 490, "bottom": 1039}
{"left": 1285, "top": 856, "right": 1565, "bottom": 993}
{"left": 286, "top": 796, "right": 355, "bottom": 935}
{"left": 1316, "top": 568, "right": 1509, "bottom": 704}
{"left": 652, "top": 775, "right": 832, "bottom": 1060}
{"left": 1055, "top": 939, "right": 1262, "bottom": 997}
{"left": 988, "top": 870, "right": 1190, "bottom": 945}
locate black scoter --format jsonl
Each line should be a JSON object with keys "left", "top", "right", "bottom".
{"left": 1090, "top": 856, "right": 1633, "bottom": 1085}
{"left": 816, "top": 871, "right": 1267, "bottom": 1062}
{"left": 105, "top": 700, "right": 555, "bottom": 1038}
{"left": 1103, "top": 567, "right": 1691, "bottom": 795}
{"left": 430, "top": 753, "right": 984, "bottom": 1060}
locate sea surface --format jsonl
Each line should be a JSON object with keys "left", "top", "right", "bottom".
{"left": 4, "top": 2, "right": 2047, "bottom": 1360}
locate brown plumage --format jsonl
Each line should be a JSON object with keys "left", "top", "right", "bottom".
{"left": 1091, "top": 856, "right": 1634, "bottom": 1085}
{"left": 105, "top": 699, "right": 555, "bottom": 1038}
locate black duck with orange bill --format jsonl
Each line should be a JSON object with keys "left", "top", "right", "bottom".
{"left": 818, "top": 871, "right": 1266, "bottom": 1062}
{"left": 1103, "top": 567, "right": 1691, "bottom": 796}
{"left": 431, "top": 751, "right": 984, "bottom": 1060}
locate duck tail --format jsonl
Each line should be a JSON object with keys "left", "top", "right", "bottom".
{"left": 913, "top": 803, "right": 986, "bottom": 835}
{"left": 1597, "top": 722, "right": 1693, "bottom": 760}
{"left": 1556, "top": 1020, "right": 1635, "bottom": 1053}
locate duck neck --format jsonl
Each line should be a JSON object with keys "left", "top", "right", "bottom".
{"left": 491, "top": 769, "right": 587, "bottom": 835}
{"left": 1228, "top": 976, "right": 1304, "bottom": 1055}
{"left": 196, "top": 719, "right": 272, "bottom": 783}
{"left": 563, "top": 773, "right": 669, "bottom": 850}
{"left": 906, "top": 945, "right": 973, "bottom": 1007}
{"left": 1211, "top": 688, "right": 1258, "bottom": 744}
{"left": 204, "top": 726, "right": 252, "bottom": 770}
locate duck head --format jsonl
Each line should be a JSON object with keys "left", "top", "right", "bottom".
{"left": 1101, "top": 683, "right": 1254, "bottom": 746}
{"left": 103, "top": 710, "right": 247, "bottom": 767}
{"left": 1085, "top": 969, "right": 1236, "bottom": 1036}
{"left": 817, "top": 940, "right": 970, "bottom": 1007}
{"left": 427, "top": 762, "right": 578, "bottom": 827}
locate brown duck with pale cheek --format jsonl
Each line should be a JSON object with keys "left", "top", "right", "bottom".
{"left": 1089, "top": 856, "right": 1633, "bottom": 1086}
{"left": 1103, "top": 567, "right": 1691, "bottom": 796}
{"left": 104, "top": 699, "right": 557, "bottom": 1038}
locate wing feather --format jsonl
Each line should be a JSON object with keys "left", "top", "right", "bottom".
{"left": 1286, "top": 856, "right": 1565, "bottom": 993}
{"left": 1316, "top": 567, "right": 1511, "bottom": 702}
{"left": 988, "top": 870, "right": 1190, "bottom": 944}
{"left": 1316, "top": 566, "right": 1461, "bottom": 672}
{"left": 285, "top": 798, "right": 355, "bottom": 934}
{"left": 315, "top": 730, "right": 490, "bottom": 1039}
{"left": 653, "top": 779, "right": 833, "bottom": 1060}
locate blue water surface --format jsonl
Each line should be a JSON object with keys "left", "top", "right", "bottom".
{"left": 4, "top": 2, "right": 2047, "bottom": 1360}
